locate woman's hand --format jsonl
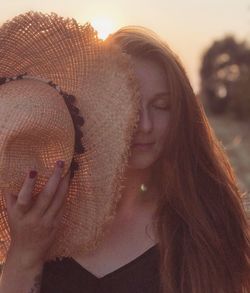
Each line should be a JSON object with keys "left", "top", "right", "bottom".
{"left": 4, "top": 160, "right": 70, "bottom": 269}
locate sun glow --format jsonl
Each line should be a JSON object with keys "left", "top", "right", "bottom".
{"left": 91, "top": 17, "right": 116, "bottom": 40}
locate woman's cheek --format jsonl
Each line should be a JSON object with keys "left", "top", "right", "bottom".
{"left": 155, "top": 115, "right": 169, "bottom": 144}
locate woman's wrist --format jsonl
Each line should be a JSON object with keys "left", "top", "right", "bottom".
{"left": 5, "top": 245, "right": 44, "bottom": 272}
{"left": 0, "top": 252, "right": 44, "bottom": 293}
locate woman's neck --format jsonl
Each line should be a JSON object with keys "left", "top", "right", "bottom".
{"left": 117, "top": 166, "right": 158, "bottom": 216}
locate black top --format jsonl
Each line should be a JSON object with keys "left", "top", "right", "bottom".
{"left": 41, "top": 244, "right": 161, "bottom": 293}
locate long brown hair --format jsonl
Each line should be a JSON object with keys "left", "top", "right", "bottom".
{"left": 107, "top": 26, "right": 250, "bottom": 293}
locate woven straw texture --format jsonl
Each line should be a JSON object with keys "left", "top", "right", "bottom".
{"left": 0, "top": 12, "right": 140, "bottom": 262}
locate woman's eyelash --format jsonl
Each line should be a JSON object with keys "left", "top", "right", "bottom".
{"left": 153, "top": 104, "right": 171, "bottom": 110}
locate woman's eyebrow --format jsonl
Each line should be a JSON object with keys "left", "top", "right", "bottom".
{"left": 152, "top": 92, "right": 170, "bottom": 99}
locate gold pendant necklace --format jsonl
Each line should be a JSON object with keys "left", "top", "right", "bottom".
{"left": 140, "top": 183, "right": 148, "bottom": 192}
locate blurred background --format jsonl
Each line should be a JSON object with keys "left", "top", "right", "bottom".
{"left": 0, "top": 0, "right": 249, "bottom": 218}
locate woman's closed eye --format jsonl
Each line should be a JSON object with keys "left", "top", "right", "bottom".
{"left": 152, "top": 100, "right": 171, "bottom": 110}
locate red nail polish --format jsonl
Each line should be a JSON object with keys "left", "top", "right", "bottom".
{"left": 29, "top": 170, "right": 37, "bottom": 179}
{"left": 56, "top": 160, "right": 64, "bottom": 168}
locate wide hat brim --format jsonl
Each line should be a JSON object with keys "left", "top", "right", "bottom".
{"left": 0, "top": 12, "right": 140, "bottom": 261}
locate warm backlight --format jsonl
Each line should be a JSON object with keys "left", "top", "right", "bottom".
{"left": 91, "top": 17, "right": 116, "bottom": 40}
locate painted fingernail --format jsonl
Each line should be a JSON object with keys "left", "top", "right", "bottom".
{"left": 29, "top": 170, "right": 37, "bottom": 179}
{"left": 56, "top": 160, "right": 65, "bottom": 168}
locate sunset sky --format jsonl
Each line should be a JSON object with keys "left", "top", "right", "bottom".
{"left": 1, "top": 0, "right": 249, "bottom": 92}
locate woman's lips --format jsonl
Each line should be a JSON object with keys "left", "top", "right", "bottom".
{"left": 132, "top": 142, "right": 154, "bottom": 151}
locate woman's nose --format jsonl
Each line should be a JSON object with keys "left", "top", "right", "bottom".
{"left": 137, "top": 106, "right": 153, "bottom": 133}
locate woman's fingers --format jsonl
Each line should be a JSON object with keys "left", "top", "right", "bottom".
{"left": 5, "top": 160, "right": 70, "bottom": 222}
{"left": 15, "top": 170, "right": 37, "bottom": 214}
{"left": 43, "top": 170, "right": 70, "bottom": 222}
{"left": 32, "top": 160, "right": 65, "bottom": 216}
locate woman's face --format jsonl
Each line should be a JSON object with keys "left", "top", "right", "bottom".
{"left": 128, "top": 57, "right": 170, "bottom": 169}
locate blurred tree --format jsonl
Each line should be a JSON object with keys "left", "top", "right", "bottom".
{"left": 200, "top": 36, "right": 250, "bottom": 119}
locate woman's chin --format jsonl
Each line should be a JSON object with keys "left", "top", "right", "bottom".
{"left": 127, "top": 156, "right": 156, "bottom": 170}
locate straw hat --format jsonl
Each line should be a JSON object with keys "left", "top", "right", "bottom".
{"left": 0, "top": 12, "right": 140, "bottom": 262}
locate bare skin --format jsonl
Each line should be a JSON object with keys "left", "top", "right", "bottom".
{"left": 0, "top": 161, "right": 70, "bottom": 293}
{"left": 72, "top": 189, "right": 158, "bottom": 278}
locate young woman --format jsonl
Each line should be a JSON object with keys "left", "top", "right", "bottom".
{"left": 0, "top": 26, "right": 249, "bottom": 293}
